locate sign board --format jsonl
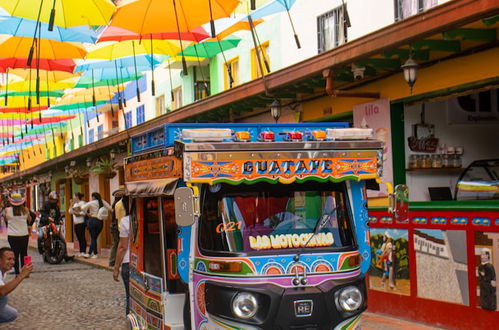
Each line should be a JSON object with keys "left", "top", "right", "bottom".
{"left": 125, "top": 156, "right": 182, "bottom": 182}
{"left": 353, "top": 99, "right": 393, "bottom": 197}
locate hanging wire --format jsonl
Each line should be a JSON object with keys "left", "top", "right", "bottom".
{"left": 167, "top": 60, "right": 175, "bottom": 102}
{"left": 172, "top": 0, "right": 188, "bottom": 75}
{"left": 131, "top": 41, "right": 141, "bottom": 102}
{"left": 150, "top": 36, "right": 156, "bottom": 96}
{"left": 27, "top": 0, "right": 44, "bottom": 66}
{"left": 248, "top": 15, "right": 269, "bottom": 94}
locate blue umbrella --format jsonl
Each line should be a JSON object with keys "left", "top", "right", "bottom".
{"left": 0, "top": 16, "right": 98, "bottom": 43}
{"left": 246, "top": 0, "right": 300, "bottom": 48}
{"left": 74, "top": 54, "right": 166, "bottom": 73}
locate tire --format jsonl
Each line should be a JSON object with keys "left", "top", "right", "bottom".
{"left": 44, "top": 238, "right": 66, "bottom": 264}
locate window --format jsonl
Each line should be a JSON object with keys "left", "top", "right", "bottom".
{"left": 172, "top": 87, "right": 182, "bottom": 110}
{"left": 317, "top": 6, "right": 348, "bottom": 54}
{"left": 194, "top": 81, "right": 210, "bottom": 101}
{"left": 97, "top": 124, "right": 104, "bottom": 140}
{"left": 136, "top": 104, "right": 145, "bottom": 124}
{"left": 251, "top": 42, "right": 270, "bottom": 79}
{"left": 199, "top": 181, "right": 354, "bottom": 255}
{"left": 155, "top": 94, "right": 166, "bottom": 116}
{"left": 124, "top": 111, "right": 132, "bottom": 129}
{"left": 395, "top": 0, "right": 437, "bottom": 21}
{"left": 88, "top": 129, "right": 94, "bottom": 144}
{"left": 224, "top": 57, "right": 239, "bottom": 90}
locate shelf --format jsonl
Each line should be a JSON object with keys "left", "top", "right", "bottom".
{"left": 405, "top": 167, "right": 463, "bottom": 173}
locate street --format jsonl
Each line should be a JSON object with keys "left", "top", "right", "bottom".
{"left": 1, "top": 244, "right": 127, "bottom": 330}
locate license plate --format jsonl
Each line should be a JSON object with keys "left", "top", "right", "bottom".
{"left": 294, "top": 299, "right": 313, "bottom": 317}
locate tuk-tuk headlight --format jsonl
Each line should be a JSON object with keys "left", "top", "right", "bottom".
{"left": 336, "top": 286, "right": 363, "bottom": 312}
{"left": 231, "top": 292, "right": 258, "bottom": 319}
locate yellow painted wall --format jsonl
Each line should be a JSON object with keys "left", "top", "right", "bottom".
{"left": 302, "top": 47, "right": 499, "bottom": 121}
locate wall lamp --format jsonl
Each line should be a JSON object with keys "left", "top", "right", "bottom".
{"left": 401, "top": 55, "right": 419, "bottom": 94}
{"left": 270, "top": 99, "right": 281, "bottom": 123}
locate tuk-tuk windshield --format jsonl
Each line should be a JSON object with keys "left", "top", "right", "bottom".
{"left": 199, "top": 181, "right": 355, "bottom": 255}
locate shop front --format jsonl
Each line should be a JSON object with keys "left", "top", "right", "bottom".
{"left": 367, "top": 89, "right": 499, "bottom": 329}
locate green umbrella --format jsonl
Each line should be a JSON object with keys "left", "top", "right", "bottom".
{"left": 180, "top": 37, "right": 241, "bottom": 58}
{"left": 50, "top": 100, "right": 109, "bottom": 111}
{"left": 0, "top": 90, "right": 64, "bottom": 98}
{"left": 74, "top": 74, "right": 142, "bottom": 89}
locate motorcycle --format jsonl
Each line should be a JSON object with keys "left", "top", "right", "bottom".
{"left": 38, "top": 216, "right": 67, "bottom": 264}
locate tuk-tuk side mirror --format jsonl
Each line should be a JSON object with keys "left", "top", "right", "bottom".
{"left": 389, "top": 184, "right": 409, "bottom": 221}
{"left": 174, "top": 187, "right": 200, "bottom": 226}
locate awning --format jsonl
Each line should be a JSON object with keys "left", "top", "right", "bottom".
{"left": 125, "top": 178, "right": 178, "bottom": 197}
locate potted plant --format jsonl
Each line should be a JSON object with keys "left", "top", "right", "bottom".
{"left": 91, "top": 157, "right": 118, "bottom": 179}
{"left": 68, "top": 166, "right": 89, "bottom": 185}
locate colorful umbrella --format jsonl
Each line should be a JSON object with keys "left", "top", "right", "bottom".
{"left": 0, "top": 0, "right": 115, "bottom": 29}
{"left": 97, "top": 25, "right": 210, "bottom": 43}
{"left": 0, "top": 16, "right": 98, "bottom": 43}
{"left": 75, "top": 55, "right": 165, "bottom": 73}
{"left": 85, "top": 40, "right": 180, "bottom": 60}
{"left": 180, "top": 37, "right": 241, "bottom": 58}
{"left": 0, "top": 58, "right": 76, "bottom": 73}
{"left": 0, "top": 36, "right": 87, "bottom": 60}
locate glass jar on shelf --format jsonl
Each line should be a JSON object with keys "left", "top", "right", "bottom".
{"left": 442, "top": 154, "right": 451, "bottom": 168}
{"left": 431, "top": 154, "right": 443, "bottom": 168}
{"left": 421, "top": 154, "right": 432, "bottom": 168}
{"left": 451, "top": 154, "right": 462, "bottom": 168}
{"left": 408, "top": 155, "right": 418, "bottom": 169}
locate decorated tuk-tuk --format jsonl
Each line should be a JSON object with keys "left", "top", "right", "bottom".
{"left": 124, "top": 123, "right": 387, "bottom": 330}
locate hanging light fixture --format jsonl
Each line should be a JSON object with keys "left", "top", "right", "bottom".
{"left": 401, "top": 55, "right": 419, "bottom": 94}
{"left": 270, "top": 99, "right": 281, "bottom": 123}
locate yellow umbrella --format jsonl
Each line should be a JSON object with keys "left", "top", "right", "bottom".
{"left": 85, "top": 40, "right": 181, "bottom": 60}
{"left": 8, "top": 68, "right": 78, "bottom": 83}
{"left": 5, "top": 79, "right": 78, "bottom": 93}
{"left": 0, "top": 0, "right": 115, "bottom": 29}
{"left": 0, "top": 36, "right": 87, "bottom": 60}
{"left": 57, "top": 87, "right": 117, "bottom": 105}
{"left": 0, "top": 95, "right": 56, "bottom": 108}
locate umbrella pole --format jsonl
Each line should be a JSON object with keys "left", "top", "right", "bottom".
{"left": 46, "top": 71, "right": 51, "bottom": 107}
{"left": 132, "top": 41, "right": 141, "bottom": 102}
{"left": 192, "top": 44, "right": 209, "bottom": 96}
{"left": 106, "top": 83, "right": 115, "bottom": 117}
{"left": 118, "top": 67, "right": 127, "bottom": 107}
{"left": 49, "top": 0, "right": 57, "bottom": 31}
{"left": 248, "top": 16, "right": 270, "bottom": 94}
{"left": 36, "top": 21, "right": 42, "bottom": 103}
{"left": 167, "top": 60, "right": 174, "bottom": 102}
{"left": 150, "top": 36, "right": 155, "bottom": 96}
{"left": 251, "top": 0, "right": 256, "bottom": 10}
{"left": 172, "top": 0, "right": 188, "bottom": 76}
{"left": 92, "top": 69, "right": 96, "bottom": 106}
{"left": 4, "top": 69, "right": 8, "bottom": 106}
{"left": 208, "top": 0, "right": 216, "bottom": 38}
{"left": 216, "top": 38, "right": 234, "bottom": 88}
{"left": 27, "top": 0, "right": 44, "bottom": 66}
{"left": 113, "top": 61, "right": 123, "bottom": 110}
{"left": 283, "top": 1, "right": 301, "bottom": 49}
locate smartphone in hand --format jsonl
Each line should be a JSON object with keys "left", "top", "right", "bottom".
{"left": 23, "top": 255, "right": 32, "bottom": 265}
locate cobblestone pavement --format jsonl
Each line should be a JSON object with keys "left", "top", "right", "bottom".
{"left": 1, "top": 242, "right": 128, "bottom": 330}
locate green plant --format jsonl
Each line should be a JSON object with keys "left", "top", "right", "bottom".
{"left": 91, "top": 157, "right": 118, "bottom": 178}
{"left": 68, "top": 166, "right": 89, "bottom": 184}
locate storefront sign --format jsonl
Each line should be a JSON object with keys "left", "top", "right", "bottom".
{"left": 353, "top": 99, "right": 393, "bottom": 197}
{"left": 407, "top": 136, "right": 439, "bottom": 152}
{"left": 125, "top": 156, "right": 182, "bottom": 182}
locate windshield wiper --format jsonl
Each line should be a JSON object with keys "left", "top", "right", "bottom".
{"left": 292, "top": 207, "right": 338, "bottom": 286}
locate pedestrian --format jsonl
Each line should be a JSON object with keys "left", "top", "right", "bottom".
{"left": 112, "top": 196, "right": 130, "bottom": 315}
{"left": 109, "top": 187, "right": 126, "bottom": 267}
{"left": 81, "top": 192, "right": 112, "bottom": 259}
{"left": 69, "top": 192, "right": 88, "bottom": 257}
{"left": 2, "top": 193, "right": 31, "bottom": 275}
{"left": 0, "top": 246, "right": 33, "bottom": 323}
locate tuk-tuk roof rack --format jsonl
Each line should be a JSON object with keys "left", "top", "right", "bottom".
{"left": 130, "top": 122, "right": 379, "bottom": 155}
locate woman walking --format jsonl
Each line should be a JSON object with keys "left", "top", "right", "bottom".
{"left": 2, "top": 193, "right": 31, "bottom": 275}
{"left": 81, "top": 192, "right": 112, "bottom": 259}
{"left": 69, "top": 192, "right": 87, "bottom": 257}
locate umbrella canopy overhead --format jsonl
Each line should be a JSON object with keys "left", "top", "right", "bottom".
{"left": 7, "top": 68, "right": 78, "bottom": 83}
{"left": 109, "top": 0, "right": 239, "bottom": 35}
{"left": 98, "top": 25, "right": 210, "bottom": 43}
{"left": 0, "top": 0, "right": 115, "bottom": 28}
{"left": 75, "top": 54, "right": 166, "bottom": 72}
{"left": 0, "top": 36, "right": 87, "bottom": 60}
{"left": 0, "top": 16, "right": 98, "bottom": 43}
{"left": 85, "top": 39, "right": 181, "bottom": 59}
{"left": 75, "top": 74, "right": 141, "bottom": 89}
{"left": 180, "top": 37, "right": 241, "bottom": 58}
{"left": 0, "top": 58, "right": 76, "bottom": 73}
{"left": 5, "top": 79, "right": 77, "bottom": 92}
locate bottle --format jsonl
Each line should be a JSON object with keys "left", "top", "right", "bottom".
{"left": 431, "top": 154, "right": 443, "bottom": 168}
{"left": 409, "top": 155, "right": 418, "bottom": 169}
{"left": 421, "top": 155, "right": 431, "bottom": 168}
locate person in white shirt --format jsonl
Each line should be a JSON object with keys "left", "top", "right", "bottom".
{"left": 69, "top": 192, "right": 87, "bottom": 257}
{"left": 2, "top": 193, "right": 31, "bottom": 275}
{"left": 0, "top": 247, "right": 32, "bottom": 323}
{"left": 81, "top": 192, "right": 112, "bottom": 259}
{"left": 112, "top": 196, "right": 130, "bottom": 315}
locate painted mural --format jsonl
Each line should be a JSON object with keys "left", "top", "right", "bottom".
{"left": 414, "top": 229, "right": 469, "bottom": 305}
{"left": 474, "top": 231, "right": 499, "bottom": 312}
{"left": 369, "top": 229, "right": 410, "bottom": 295}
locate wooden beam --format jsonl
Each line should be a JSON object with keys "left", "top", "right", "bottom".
{"left": 443, "top": 28, "right": 497, "bottom": 42}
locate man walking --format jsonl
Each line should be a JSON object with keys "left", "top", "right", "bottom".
{"left": 0, "top": 247, "right": 33, "bottom": 323}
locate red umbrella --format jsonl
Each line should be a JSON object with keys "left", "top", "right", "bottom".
{"left": 0, "top": 58, "right": 76, "bottom": 73}
{"left": 0, "top": 106, "right": 49, "bottom": 113}
{"left": 26, "top": 115, "right": 75, "bottom": 125}
{"left": 97, "top": 26, "right": 210, "bottom": 43}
